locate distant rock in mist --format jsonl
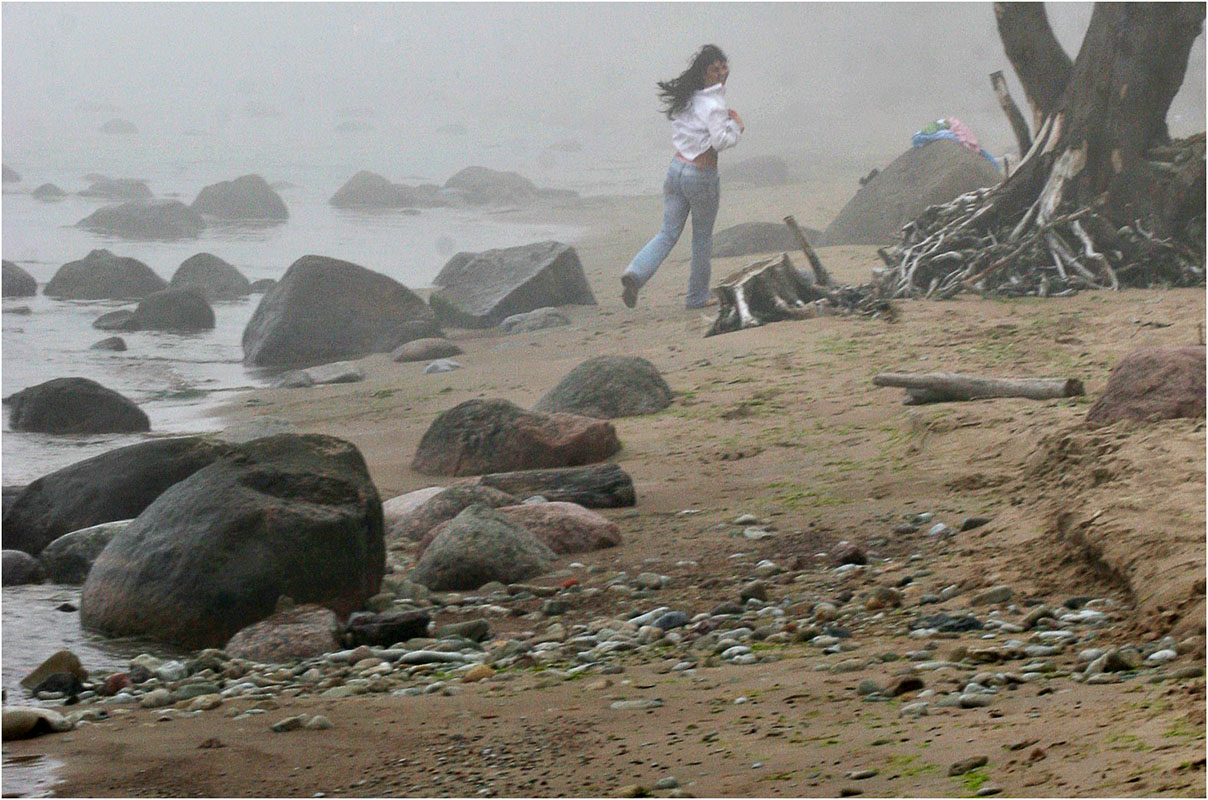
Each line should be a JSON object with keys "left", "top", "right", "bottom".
{"left": 241, "top": 101, "right": 284, "bottom": 119}
{"left": 191, "top": 174, "right": 288, "bottom": 221}
{"left": 77, "top": 200, "right": 204, "bottom": 240}
{"left": 822, "top": 140, "right": 1002, "bottom": 246}
{"left": 712, "top": 221, "right": 821, "bottom": 258}
{"left": 32, "top": 183, "right": 67, "bottom": 201}
{"left": 3, "top": 164, "right": 20, "bottom": 183}
{"left": 334, "top": 120, "right": 375, "bottom": 133}
{"left": 724, "top": 155, "right": 790, "bottom": 187}
{"left": 443, "top": 166, "right": 577, "bottom": 207}
{"left": 330, "top": 171, "right": 419, "bottom": 209}
{"left": 79, "top": 177, "right": 153, "bottom": 201}
{"left": 100, "top": 119, "right": 138, "bottom": 135}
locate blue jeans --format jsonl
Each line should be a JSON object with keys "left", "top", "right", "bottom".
{"left": 623, "top": 159, "right": 720, "bottom": 309}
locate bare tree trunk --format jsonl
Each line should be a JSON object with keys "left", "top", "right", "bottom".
{"left": 994, "top": 3, "right": 1072, "bottom": 127}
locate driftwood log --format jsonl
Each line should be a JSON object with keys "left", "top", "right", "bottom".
{"left": 475, "top": 463, "right": 635, "bottom": 508}
{"left": 706, "top": 253, "right": 824, "bottom": 337}
{"left": 874, "top": 372, "right": 1085, "bottom": 405}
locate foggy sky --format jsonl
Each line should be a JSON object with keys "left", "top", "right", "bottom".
{"left": 3, "top": 3, "right": 1204, "bottom": 172}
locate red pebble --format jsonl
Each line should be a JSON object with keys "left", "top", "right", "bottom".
{"left": 558, "top": 578, "right": 580, "bottom": 589}
{"left": 101, "top": 673, "right": 132, "bottom": 696}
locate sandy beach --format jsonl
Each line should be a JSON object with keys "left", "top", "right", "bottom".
{"left": 6, "top": 174, "right": 1205, "bottom": 798}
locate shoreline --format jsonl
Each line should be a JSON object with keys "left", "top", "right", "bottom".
{"left": 5, "top": 178, "right": 1204, "bottom": 798}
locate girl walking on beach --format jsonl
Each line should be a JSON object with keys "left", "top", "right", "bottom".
{"left": 621, "top": 44, "right": 744, "bottom": 310}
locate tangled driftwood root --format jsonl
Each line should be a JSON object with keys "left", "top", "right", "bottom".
{"left": 706, "top": 253, "right": 894, "bottom": 337}
{"left": 878, "top": 134, "right": 1205, "bottom": 299}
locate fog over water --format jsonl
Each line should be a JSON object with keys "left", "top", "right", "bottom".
{"left": 5, "top": 3, "right": 1204, "bottom": 180}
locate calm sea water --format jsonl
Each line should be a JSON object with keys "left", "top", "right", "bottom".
{"left": 1, "top": 115, "right": 662, "bottom": 705}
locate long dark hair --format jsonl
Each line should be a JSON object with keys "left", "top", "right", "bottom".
{"left": 657, "top": 44, "right": 727, "bottom": 119}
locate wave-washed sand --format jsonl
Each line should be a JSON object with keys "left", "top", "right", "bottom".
{"left": 8, "top": 174, "right": 1205, "bottom": 797}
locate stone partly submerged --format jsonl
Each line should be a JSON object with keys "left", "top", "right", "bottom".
{"left": 534, "top": 355, "right": 673, "bottom": 419}
{"left": 429, "top": 241, "right": 596, "bottom": 329}
{"left": 242, "top": 255, "right": 439, "bottom": 368}
{"left": 5, "top": 377, "right": 150, "bottom": 436}
{"left": 2, "top": 436, "right": 236, "bottom": 556}
{"left": 409, "top": 503, "right": 555, "bottom": 591}
{"left": 81, "top": 434, "right": 385, "bottom": 649}
{"left": 168, "top": 252, "right": 252, "bottom": 300}
{"left": 77, "top": 200, "right": 204, "bottom": 240}
{"left": 2, "top": 260, "right": 37, "bottom": 297}
{"left": 411, "top": 398, "right": 621, "bottom": 477}
{"left": 329, "top": 170, "right": 420, "bottom": 209}
{"left": 38, "top": 520, "right": 132, "bottom": 584}
{"left": 191, "top": 174, "right": 289, "bottom": 221}
{"left": 44, "top": 249, "right": 167, "bottom": 300}
{"left": 1086, "top": 346, "right": 1206, "bottom": 428}
{"left": 128, "top": 288, "right": 215, "bottom": 331}
{"left": 822, "top": 140, "right": 1002, "bottom": 246}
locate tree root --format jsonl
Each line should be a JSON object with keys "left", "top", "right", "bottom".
{"left": 880, "top": 135, "right": 1205, "bottom": 299}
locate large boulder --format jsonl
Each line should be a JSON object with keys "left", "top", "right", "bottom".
{"left": 443, "top": 166, "right": 539, "bottom": 206}
{"left": 3, "top": 550, "right": 44, "bottom": 585}
{"left": 168, "top": 253, "right": 252, "bottom": 300}
{"left": 534, "top": 356, "right": 673, "bottom": 419}
{"left": 822, "top": 140, "right": 1001, "bottom": 245}
{"left": 712, "top": 221, "right": 820, "bottom": 258}
{"left": 3, "top": 260, "right": 37, "bottom": 297}
{"left": 329, "top": 170, "right": 417, "bottom": 208}
{"left": 38, "top": 520, "right": 131, "bottom": 584}
{"left": 79, "top": 177, "right": 151, "bottom": 201}
{"left": 242, "top": 255, "right": 439, "bottom": 368}
{"left": 389, "top": 484, "right": 518, "bottom": 542}
{"left": 2, "top": 164, "right": 20, "bottom": 183}
{"left": 724, "top": 155, "right": 789, "bottom": 186}
{"left": 128, "top": 287, "right": 215, "bottom": 331}
{"left": 2, "top": 436, "right": 235, "bottom": 555}
{"left": 429, "top": 241, "right": 596, "bottom": 329}
{"left": 1086, "top": 346, "right": 1206, "bottom": 428}
{"left": 6, "top": 377, "right": 150, "bottom": 435}
{"left": 45, "top": 249, "right": 167, "bottom": 300}
{"left": 412, "top": 398, "right": 621, "bottom": 476}
{"left": 409, "top": 504, "right": 555, "bottom": 591}
{"left": 77, "top": 200, "right": 204, "bottom": 240}
{"left": 80, "top": 434, "right": 385, "bottom": 649}
{"left": 224, "top": 605, "right": 343, "bottom": 663}
{"left": 191, "top": 174, "right": 288, "bottom": 221}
